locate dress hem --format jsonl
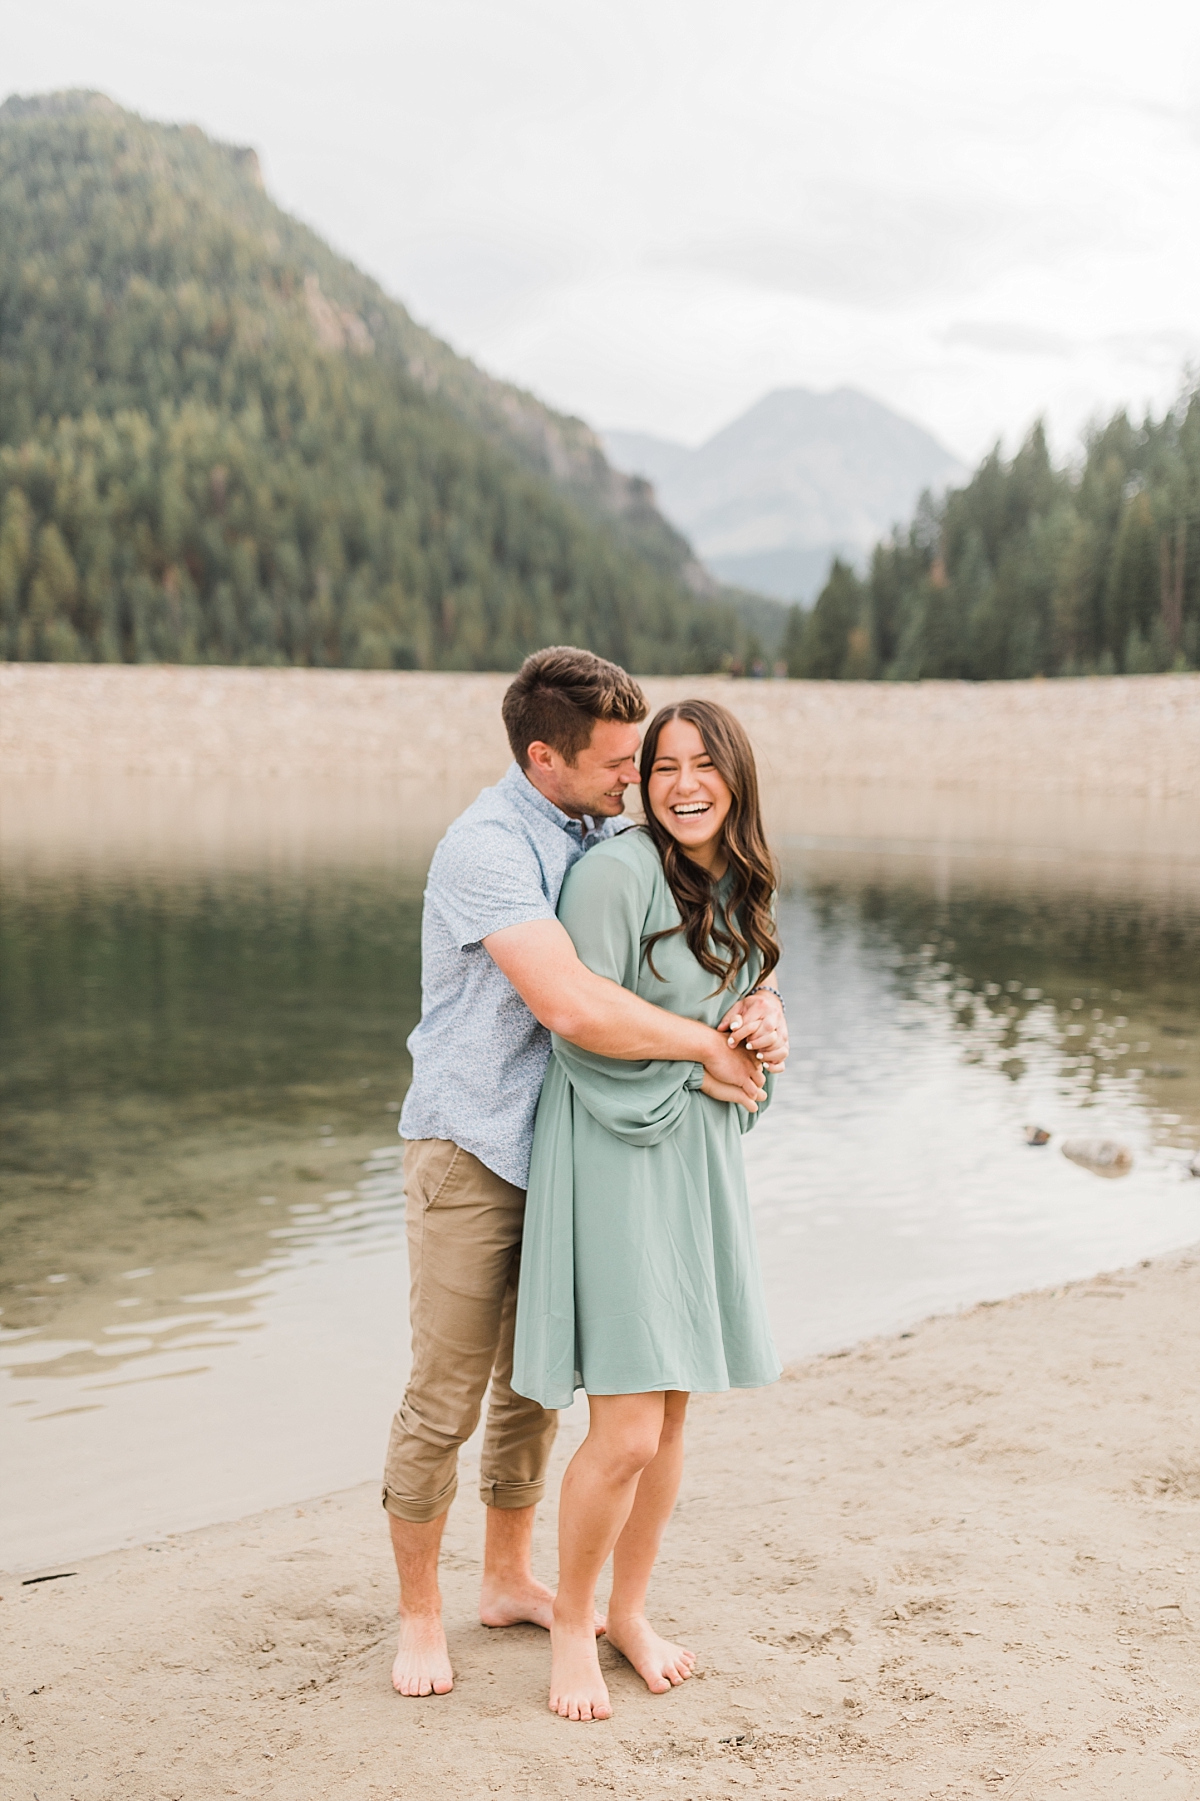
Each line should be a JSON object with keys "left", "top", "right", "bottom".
{"left": 514, "top": 1369, "right": 782, "bottom": 1409}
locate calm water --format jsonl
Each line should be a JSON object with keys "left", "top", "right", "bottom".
{"left": 2, "top": 792, "right": 1199, "bottom": 1569}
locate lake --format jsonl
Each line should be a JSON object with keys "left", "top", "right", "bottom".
{"left": 2, "top": 777, "right": 1198, "bottom": 1570}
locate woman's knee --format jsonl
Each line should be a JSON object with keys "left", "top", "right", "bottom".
{"left": 588, "top": 1396, "right": 665, "bottom": 1479}
{"left": 605, "top": 1434, "right": 662, "bottom": 1482}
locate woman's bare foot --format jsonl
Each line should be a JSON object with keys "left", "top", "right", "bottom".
{"left": 604, "top": 1613, "right": 695, "bottom": 1694}
{"left": 391, "top": 1609, "right": 454, "bottom": 1696}
{"left": 549, "top": 1618, "right": 612, "bottom": 1721}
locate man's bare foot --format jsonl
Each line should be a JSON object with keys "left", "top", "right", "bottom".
{"left": 391, "top": 1609, "right": 454, "bottom": 1696}
{"left": 548, "top": 1618, "right": 612, "bottom": 1721}
{"left": 604, "top": 1613, "right": 695, "bottom": 1694}
{"left": 479, "top": 1574, "right": 556, "bottom": 1630}
{"left": 480, "top": 1577, "right": 606, "bottom": 1636}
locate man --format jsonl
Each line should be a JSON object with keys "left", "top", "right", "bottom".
{"left": 385, "top": 645, "right": 788, "bottom": 1696}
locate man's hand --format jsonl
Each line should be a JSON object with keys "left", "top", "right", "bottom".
{"left": 700, "top": 1068, "right": 765, "bottom": 1110}
{"left": 700, "top": 1033, "right": 767, "bottom": 1110}
{"left": 718, "top": 987, "right": 787, "bottom": 1072}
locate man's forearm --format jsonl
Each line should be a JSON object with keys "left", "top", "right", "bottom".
{"left": 482, "top": 914, "right": 774, "bottom": 1097}
{"left": 483, "top": 917, "right": 765, "bottom": 1102}
{"left": 549, "top": 967, "right": 718, "bottom": 1063}
{"left": 556, "top": 976, "right": 764, "bottom": 1106}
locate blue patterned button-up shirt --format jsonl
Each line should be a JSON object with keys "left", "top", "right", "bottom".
{"left": 399, "top": 762, "right": 625, "bottom": 1188}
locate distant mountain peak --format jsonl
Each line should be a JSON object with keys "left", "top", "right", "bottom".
{"left": 604, "top": 387, "right": 965, "bottom": 601}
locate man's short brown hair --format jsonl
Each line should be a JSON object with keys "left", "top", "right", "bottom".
{"left": 502, "top": 646, "right": 647, "bottom": 768}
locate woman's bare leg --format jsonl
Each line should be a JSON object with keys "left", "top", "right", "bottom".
{"left": 605, "top": 1391, "right": 695, "bottom": 1692}
{"left": 550, "top": 1392, "right": 666, "bottom": 1721}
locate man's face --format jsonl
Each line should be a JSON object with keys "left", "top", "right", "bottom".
{"left": 526, "top": 719, "right": 642, "bottom": 819}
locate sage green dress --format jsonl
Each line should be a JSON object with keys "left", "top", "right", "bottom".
{"left": 512, "top": 826, "right": 781, "bottom": 1407}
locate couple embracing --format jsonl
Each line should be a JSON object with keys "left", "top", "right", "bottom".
{"left": 384, "top": 646, "right": 787, "bottom": 1721}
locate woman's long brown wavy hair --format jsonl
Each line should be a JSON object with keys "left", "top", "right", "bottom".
{"left": 640, "top": 699, "right": 780, "bottom": 993}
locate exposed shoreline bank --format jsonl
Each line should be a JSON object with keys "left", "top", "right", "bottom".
{"left": 4, "top": 666, "right": 1199, "bottom": 892}
{"left": 4, "top": 1248, "right": 1199, "bottom": 1800}
{"left": 3, "top": 664, "right": 1198, "bottom": 796}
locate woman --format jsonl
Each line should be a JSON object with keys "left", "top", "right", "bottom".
{"left": 512, "top": 698, "right": 782, "bottom": 1722}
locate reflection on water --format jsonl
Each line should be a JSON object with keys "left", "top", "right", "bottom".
{"left": 1, "top": 860, "right": 426, "bottom": 1567}
{"left": 750, "top": 858, "right": 1200, "bottom": 1356}
{"left": 2, "top": 869, "right": 423, "bottom": 1311}
{"left": 2, "top": 785, "right": 1199, "bottom": 1569}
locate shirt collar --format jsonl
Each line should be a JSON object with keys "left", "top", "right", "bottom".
{"left": 500, "top": 761, "right": 589, "bottom": 838}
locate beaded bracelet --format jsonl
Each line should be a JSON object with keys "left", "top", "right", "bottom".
{"left": 746, "top": 984, "right": 785, "bottom": 1013}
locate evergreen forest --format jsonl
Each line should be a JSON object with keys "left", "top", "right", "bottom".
{"left": 0, "top": 92, "right": 746, "bottom": 673}
{"left": 785, "top": 399, "right": 1200, "bottom": 680}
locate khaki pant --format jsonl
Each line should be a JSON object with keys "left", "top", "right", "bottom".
{"left": 382, "top": 1138, "right": 558, "bottom": 1524}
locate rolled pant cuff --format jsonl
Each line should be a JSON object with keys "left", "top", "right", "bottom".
{"left": 381, "top": 1476, "right": 457, "bottom": 1525}
{"left": 479, "top": 1476, "right": 547, "bottom": 1510}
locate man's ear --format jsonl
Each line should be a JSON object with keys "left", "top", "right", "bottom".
{"left": 525, "top": 741, "right": 559, "bottom": 777}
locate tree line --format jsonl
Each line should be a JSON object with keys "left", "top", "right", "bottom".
{"left": 784, "top": 395, "right": 1200, "bottom": 680}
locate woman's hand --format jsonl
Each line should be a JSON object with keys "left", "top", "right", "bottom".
{"left": 718, "top": 989, "right": 788, "bottom": 1072}
{"left": 700, "top": 1066, "right": 766, "bottom": 1111}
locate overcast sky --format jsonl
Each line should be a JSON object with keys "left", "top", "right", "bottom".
{"left": 7, "top": 0, "right": 1200, "bottom": 461}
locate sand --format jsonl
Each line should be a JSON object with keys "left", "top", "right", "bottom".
{"left": 4, "top": 1249, "right": 1199, "bottom": 1801}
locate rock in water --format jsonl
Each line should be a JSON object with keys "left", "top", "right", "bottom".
{"left": 1061, "top": 1138, "right": 1133, "bottom": 1178}
{"left": 1024, "top": 1125, "right": 1051, "bottom": 1146}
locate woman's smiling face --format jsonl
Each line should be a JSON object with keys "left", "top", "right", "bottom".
{"left": 645, "top": 716, "right": 733, "bottom": 871}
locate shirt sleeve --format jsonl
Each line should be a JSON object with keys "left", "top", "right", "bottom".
{"left": 431, "top": 818, "right": 556, "bottom": 950}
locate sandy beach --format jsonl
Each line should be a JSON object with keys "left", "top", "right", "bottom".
{"left": 4, "top": 1249, "right": 1198, "bottom": 1800}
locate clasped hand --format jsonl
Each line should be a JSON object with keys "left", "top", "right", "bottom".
{"left": 699, "top": 988, "right": 787, "bottom": 1110}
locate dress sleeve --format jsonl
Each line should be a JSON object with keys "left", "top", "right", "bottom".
{"left": 551, "top": 845, "right": 703, "bottom": 1147}
{"left": 556, "top": 842, "right": 645, "bottom": 974}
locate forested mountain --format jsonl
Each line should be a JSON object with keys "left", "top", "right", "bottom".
{"left": 785, "top": 399, "right": 1200, "bottom": 680}
{"left": 0, "top": 92, "right": 747, "bottom": 673}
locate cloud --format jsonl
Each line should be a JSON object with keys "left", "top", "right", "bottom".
{"left": 1103, "top": 329, "right": 1200, "bottom": 369}
{"left": 652, "top": 184, "right": 1108, "bottom": 312}
{"left": 942, "top": 322, "right": 1076, "bottom": 357}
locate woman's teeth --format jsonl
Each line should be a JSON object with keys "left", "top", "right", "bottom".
{"left": 672, "top": 803, "right": 710, "bottom": 815}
